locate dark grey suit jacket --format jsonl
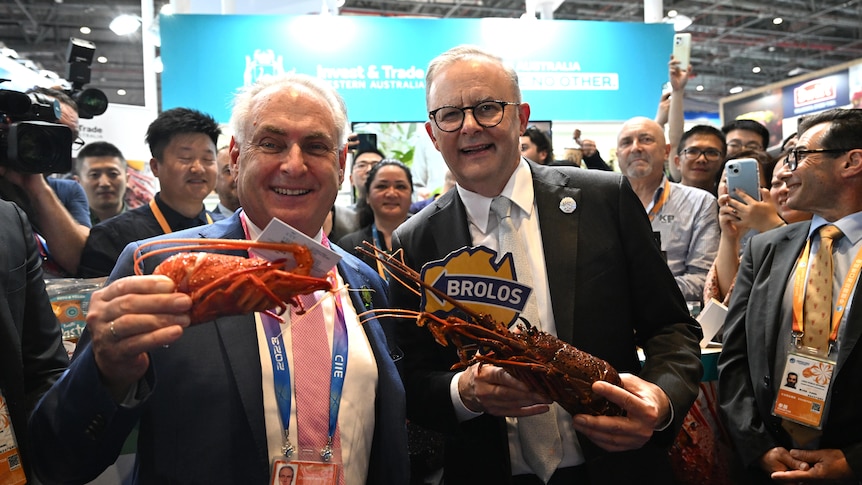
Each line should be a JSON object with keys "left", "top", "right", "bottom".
{"left": 0, "top": 200, "right": 68, "bottom": 482}
{"left": 30, "top": 213, "right": 409, "bottom": 484}
{"left": 718, "top": 221, "right": 862, "bottom": 482}
{"left": 389, "top": 161, "right": 703, "bottom": 484}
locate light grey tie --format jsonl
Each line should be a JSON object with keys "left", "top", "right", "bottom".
{"left": 490, "top": 196, "right": 562, "bottom": 483}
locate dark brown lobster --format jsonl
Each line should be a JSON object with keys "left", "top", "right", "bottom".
{"left": 358, "top": 243, "right": 623, "bottom": 417}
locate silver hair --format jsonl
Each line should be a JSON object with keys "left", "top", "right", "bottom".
{"left": 230, "top": 73, "right": 348, "bottom": 147}
{"left": 425, "top": 45, "right": 521, "bottom": 106}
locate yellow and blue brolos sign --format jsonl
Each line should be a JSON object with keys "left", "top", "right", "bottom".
{"left": 420, "top": 246, "right": 532, "bottom": 328}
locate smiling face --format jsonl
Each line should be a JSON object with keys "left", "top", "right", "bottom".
{"left": 770, "top": 161, "right": 810, "bottom": 223}
{"left": 231, "top": 83, "right": 346, "bottom": 237}
{"left": 150, "top": 132, "right": 217, "bottom": 215}
{"left": 779, "top": 122, "right": 842, "bottom": 217}
{"left": 675, "top": 133, "right": 724, "bottom": 189}
{"left": 425, "top": 57, "right": 529, "bottom": 197}
{"left": 367, "top": 164, "right": 412, "bottom": 224}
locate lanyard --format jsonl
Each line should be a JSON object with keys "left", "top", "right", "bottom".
{"left": 371, "top": 224, "right": 389, "bottom": 280}
{"left": 262, "top": 276, "right": 348, "bottom": 458}
{"left": 647, "top": 179, "right": 671, "bottom": 222}
{"left": 149, "top": 198, "right": 213, "bottom": 234}
{"left": 791, "top": 235, "right": 862, "bottom": 354}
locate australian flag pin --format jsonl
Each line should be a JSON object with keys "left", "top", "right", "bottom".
{"left": 559, "top": 197, "right": 576, "bottom": 214}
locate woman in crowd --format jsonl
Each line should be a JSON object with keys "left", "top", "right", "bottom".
{"left": 519, "top": 125, "right": 554, "bottom": 165}
{"left": 704, "top": 148, "right": 812, "bottom": 305}
{"left": 337, "top": 159, "right": 413, "bottom": 278}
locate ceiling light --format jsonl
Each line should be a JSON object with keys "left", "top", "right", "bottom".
{"left": 110, "top": 15, "right": 142, "bottom": 35}
{"left": 117, "top": 89, "right": 127, "bottom": 96}
{"left": 79, "top": 26, "right": 91, "bottom": 34}
{"left": 153, "top": 56, "right": 164, "bottom": 74}
{"left": 729, "top": 86, "right": 743, "bottom": 94}
{"left": 97, "top": 56, "right": 107, "bottom": 63}
{"left": 773, "top": 17, "right": 783, "bottom": 25}
{"left": 696, "top": 85, "right": 704, "bottom": 91}
{"left": 662, "top": 11, "right": 692, "bottom": 32}
{"left": 752, "top": 66, "right": 761, "bottom": 73}
{"left": 160, "top": 4, "right": 174, "bottom": 15}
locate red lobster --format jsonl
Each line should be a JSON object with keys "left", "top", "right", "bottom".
{"left": 357, "top": 243, "right": 623, "bottom": 417}
{"left": 134, "top": 238, "right": 332, "bottom": 324}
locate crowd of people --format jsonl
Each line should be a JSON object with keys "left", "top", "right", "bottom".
{"left": 2, "top": 43, "right": 861, "bottom": 485}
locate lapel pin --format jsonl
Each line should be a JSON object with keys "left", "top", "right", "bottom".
{"left": 559, "top": 197, "right": 576, "bottom": 214}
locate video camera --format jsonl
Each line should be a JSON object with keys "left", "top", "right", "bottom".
{"left": 0, "top": 84, "right": 73, "bottom": 174}
{"left": 0, "top": 37, "right": 110, "bottom": 174}
{"left": 66, "top": 37, "right": 108, "bottom": 119}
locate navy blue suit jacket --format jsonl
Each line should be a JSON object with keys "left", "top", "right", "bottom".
{"left": 30, "top": 213, "right": 409, "bottom": 484}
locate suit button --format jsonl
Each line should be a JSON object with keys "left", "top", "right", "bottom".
{"left": 85, "top": 414, "right": 106, "bottom": 440}
{"left": 763, "top": 376, "right": 770, "bottom": 388}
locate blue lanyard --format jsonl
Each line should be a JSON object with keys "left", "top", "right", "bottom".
{"left": 262, "top": 272, "right": 349, "bottom": 453}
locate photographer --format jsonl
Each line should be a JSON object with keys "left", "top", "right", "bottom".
{"left": 0, "top": 86, "right": 91, "bottom": 276}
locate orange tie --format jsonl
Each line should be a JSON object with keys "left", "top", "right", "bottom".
{"left": 802, "top": 225, "right": 844, "bottom": 352}
{"left": 783, "top": 224, "right": 844, "bottom": 446}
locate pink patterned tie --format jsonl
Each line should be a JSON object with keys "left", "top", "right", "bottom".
{"left": 291, "top": 291, "right": 343, "bottom": 478}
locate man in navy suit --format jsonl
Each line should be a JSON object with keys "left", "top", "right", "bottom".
{"left": 719, "top": 108, "right": 862, "bottom": 482}
{"left": 389, "top": 45, "right": 703, "bottom": 484}
{"left": 30, "top": 74, "right": 409, "bottom": 484}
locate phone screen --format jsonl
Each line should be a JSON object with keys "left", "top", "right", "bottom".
{"left": 356, "top": 133, "right": 377, "bottom": 153}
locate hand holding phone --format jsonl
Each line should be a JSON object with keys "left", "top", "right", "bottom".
{"left": 726, "top": 158, "right": 762, "bottom": 203}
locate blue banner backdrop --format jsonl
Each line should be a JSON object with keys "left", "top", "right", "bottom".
{"left": 160, "top": 15, "right": 673, "bottom": 123}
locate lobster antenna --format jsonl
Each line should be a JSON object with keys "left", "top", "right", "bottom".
{"left": 355, "top": 241, "right": 479, "bottom": 320}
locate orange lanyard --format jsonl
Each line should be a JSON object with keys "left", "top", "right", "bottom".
{"left": 149, "top": 198, "right": 213, "bottom": 234}
{"left": 791, "top": 235, "right": 862, "bottom": 354}
{"left": 648, "top": 179, "right": 671, "bottom": 222}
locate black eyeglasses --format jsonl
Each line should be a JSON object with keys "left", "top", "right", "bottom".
{"left": 727, "top": 141, "right": 763, "bottom": 151}
{"left": 681, "top": 147, "right": 723, "bottom": 162}
{"left": 428, "top": 100, "right": 519, "bottom": 132}
{"left": 785, "top": 148, "right": 855, "bottom": 171}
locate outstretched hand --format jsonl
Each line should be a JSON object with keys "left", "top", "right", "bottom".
{"left": 87, "top": 275, "right": 192, "bottom": 401}
{"left": 571, "top": 373, "right": 671, "bottom": 452}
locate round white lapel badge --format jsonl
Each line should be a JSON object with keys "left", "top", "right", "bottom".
{"left": 559, "top": 197, "right": 576, "bottom": 214}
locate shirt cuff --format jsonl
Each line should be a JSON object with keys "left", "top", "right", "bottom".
{"left": 450, "top": 371, "right": 483, "bottom": 422}
{"left": 654, "top": 391, "right": 675, "bottom": 431}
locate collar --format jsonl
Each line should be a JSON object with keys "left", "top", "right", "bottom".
{"left": 808, "top": 211, "right": 862, "bottom": 245}
{"left": 455, "top": 158, "right": 535, "bottom": 233}
{"left": 216, "top": 202, "right": 235, "bottom": 216}
{"left": 241, "top": 210, "right": 325, "bottom": 244}
{"left": 645, "top": 175, "right": 670, "bottom": 213}
{"left": 153, "top": 192, "right": 210, "bottom": 224}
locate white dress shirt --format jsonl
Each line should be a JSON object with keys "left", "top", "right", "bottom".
{"left": 245, "top": 217, "right": 379, "bottom": 485}
{"left": 448, "top": 159, "right": 586, "bottom": 474}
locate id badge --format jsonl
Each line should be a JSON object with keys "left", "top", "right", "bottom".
{"left": 0, "top": 389, "right": 26, "bottom": 485}
{"left": 772, "top": 352, "right": 835, "bottom": 429}
{"left": 271, "top": 447, "right": 341, "bottom": 485}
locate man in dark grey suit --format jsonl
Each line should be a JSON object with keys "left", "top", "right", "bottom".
{"left": 30, "top": 73, "right": 408, "bottom": 484}
{"left": 0, "top": 199, "right": 68, "bottom": 482}
{"left": 389, "top": 45, "right": 703, "bottom": 484}
{"left": 719, "top": 108, "right": 862, "bottom": 482}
